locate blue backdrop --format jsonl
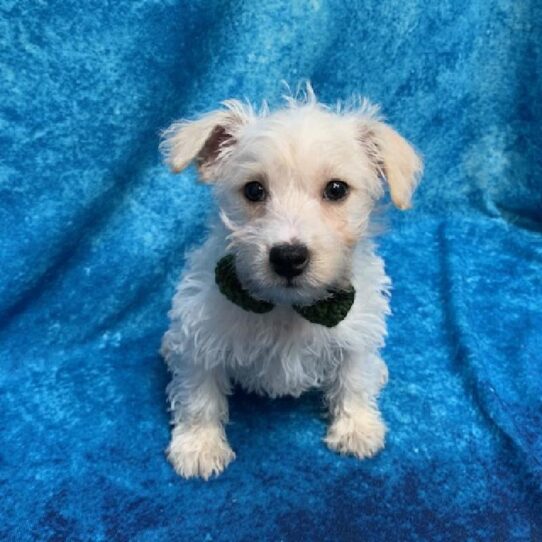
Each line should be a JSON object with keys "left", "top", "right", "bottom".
{"left": 1, "top": 1, "right": 541, "bottom": 540}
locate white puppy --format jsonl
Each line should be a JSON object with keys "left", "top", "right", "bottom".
{"left": 160, "top": 86, "right": 422, "bottom": 479}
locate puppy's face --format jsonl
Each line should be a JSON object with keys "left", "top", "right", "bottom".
{"left": 162, "top": 93, "right": 422, "bottom": 305}
{"left": 215, "top": 108, "right": 379, "bottom": 305}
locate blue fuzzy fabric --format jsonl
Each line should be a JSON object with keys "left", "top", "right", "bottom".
{"left": 1, "top": 1, "right": 541, "bottom": 540}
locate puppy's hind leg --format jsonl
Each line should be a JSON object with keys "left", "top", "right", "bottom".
{"left": 166, "top": 360, "right": 234, "bottom": 480}
{"left": 324, "top": 352, "right": 388, "bottom": 459}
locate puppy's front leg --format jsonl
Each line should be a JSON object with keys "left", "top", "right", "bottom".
{"left": 167, "top": 363, "right": 234, "bottom": 480}
{"left": 325, "top": 352, "right": 387, "bottom": 459}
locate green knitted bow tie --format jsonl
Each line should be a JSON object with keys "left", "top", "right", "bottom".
{"left": 215, "top": 255, "right": 355, "bottom": 328}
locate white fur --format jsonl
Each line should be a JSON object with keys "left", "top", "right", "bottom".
{"left": 160, "top": 86, "right": 421, "bottom": 479}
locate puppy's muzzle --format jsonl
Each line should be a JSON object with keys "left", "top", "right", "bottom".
{"left": 269, "top": 243, "right": 310, "bottom": 279}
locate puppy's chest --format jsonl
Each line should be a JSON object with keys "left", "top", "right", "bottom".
{"left": 225, "top": 309, "right": 341, "bottom": 398}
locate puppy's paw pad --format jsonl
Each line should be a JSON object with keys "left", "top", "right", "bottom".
{"left": 167, "top": 424, "right": 235, "bottom": 480}
{"left": 325, "top": 409, "right": 386, "bottom": 459}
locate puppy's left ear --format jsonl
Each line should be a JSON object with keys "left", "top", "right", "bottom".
{"left": 362, "top": 121, "right": 423, "bottom": 210}
{"left": 160, "top": 100, "right": 252, "bottom": 181}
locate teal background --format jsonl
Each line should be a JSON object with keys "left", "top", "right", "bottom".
{"left": 1, "top": 1, "right": 541, "bottom": 540}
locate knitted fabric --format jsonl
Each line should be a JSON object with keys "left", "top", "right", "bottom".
{"left": 215, "top": 255, "right": 355, "bottom": 327}
{"left": 293, "top": 287, "right": 356, "bottom": 328}
{"left": 215, "top": 255, "right": 274, "bottom": 314}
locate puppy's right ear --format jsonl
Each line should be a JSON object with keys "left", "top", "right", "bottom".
{"left": 160, "top": 100, "right": 252, "bottom": 181}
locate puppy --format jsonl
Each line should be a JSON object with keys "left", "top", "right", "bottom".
{"left": 160, "top": 86, "right": 422, "bottom": 479}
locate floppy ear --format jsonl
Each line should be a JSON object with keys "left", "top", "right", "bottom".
{"left": 362, "top": 121, "right": 423, "bottom": 210}
{"left": 160, "top": 100, "right": 252, "bottom": 181}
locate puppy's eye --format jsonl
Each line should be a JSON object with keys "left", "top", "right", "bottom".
{"left": 244, "top": 181, "right": 267, "bottom": 202}
{"left": 323, "top": 179, "right": 349, "bottom": 201}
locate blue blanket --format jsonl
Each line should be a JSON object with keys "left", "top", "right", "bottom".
{"left": 1, "top": 1, "right": 541, "bottom": 540}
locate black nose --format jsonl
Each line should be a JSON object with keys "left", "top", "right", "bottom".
{"left": 269, "top": 243, "right": 310, "bottom": 279}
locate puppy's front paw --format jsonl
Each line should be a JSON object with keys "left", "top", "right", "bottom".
{"left": 167, "top": 423, "right": 235, "bottom": 480}
{"left": 325, "top": 407, "right": 386, "bottom": 459}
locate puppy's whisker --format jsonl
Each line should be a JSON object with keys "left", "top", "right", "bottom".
{"left": 225, "top": 227, "right": 262, "bottom": 256}
{"left": 219, "top": 209, "right": 240, "bottom": 233}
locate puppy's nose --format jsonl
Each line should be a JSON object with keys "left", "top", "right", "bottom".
{"left": 269, "top": 243, "right": 310, "bottom": 279}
